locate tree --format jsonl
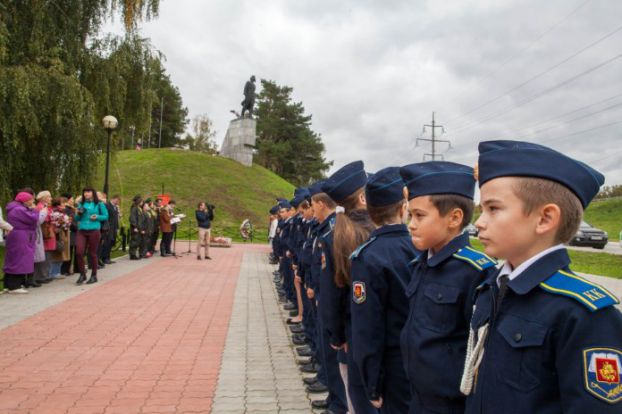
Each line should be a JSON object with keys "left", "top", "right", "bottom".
{"left": 596, "top": 185, "right": 622, "bottom": 199}
{"left": 255, "top": 80, "right": 332, "bottom": 185}
{"left": 0, "top": 0, "right": 189, "bottom": 204}
{"left": 182, "top": 114, "right": 218, "bottom": 153}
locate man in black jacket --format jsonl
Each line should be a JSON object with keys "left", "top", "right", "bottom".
{"left": 195, "top": 202, "right": 214, "bottom": 260}
{"left": 100, "top": 194, "right": 120, "bottom": 264}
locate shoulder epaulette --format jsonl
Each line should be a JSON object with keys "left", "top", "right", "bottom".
{"left": 452, "top": 246, "right": 497, "bottom": 271}
{"left": 539, "top": 270, "right": 619, "bottom": 312}
{"left": 349, "top": 237, "right": 377, "bottom": 260}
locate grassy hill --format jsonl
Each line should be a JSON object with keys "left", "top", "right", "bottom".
{"left": 95, "top": 149, "right": 294, "bottom": 242}
{"left": 584, "top": 197, "right": 621, "bottom": 242}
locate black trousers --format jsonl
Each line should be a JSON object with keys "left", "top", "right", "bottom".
{"left": 161, "top": 232, "right": 173, "bottom": 254}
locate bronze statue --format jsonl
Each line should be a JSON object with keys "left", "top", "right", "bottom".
{"left": 241, "top": 75, "right": 256, "bottom": 118}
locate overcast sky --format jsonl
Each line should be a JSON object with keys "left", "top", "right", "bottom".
{"left": 104, "top": 0, "right": 622, "bottom": 185}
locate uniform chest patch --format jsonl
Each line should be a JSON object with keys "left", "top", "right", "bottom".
{"left": 352, "top": 281, "right": 366, "bottom": 304}
{"left": 583, "top": 347, "right": 622, "bottom": 403}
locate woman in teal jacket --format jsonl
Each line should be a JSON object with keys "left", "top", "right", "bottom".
{"left": 74, "top": 187, "right": 108, "bottom": 285}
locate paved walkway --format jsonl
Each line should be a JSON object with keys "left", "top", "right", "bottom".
{"left": 211, "top": 251, "right": 313, "bottom": 413}
{"left": 0, "top": 245, "right": 246, "bottom": 414}
{"left": 0, "top": 255, "right": 152, "bottom": 330}
{"left": 1, "top": 242, "right": 620, "bottom": 414}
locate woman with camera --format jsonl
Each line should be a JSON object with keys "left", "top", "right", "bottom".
{"left": 195, "top": 202, "right": 213, "bottom": 260}
{"left": 74, "top": 187, "right": 108, "bottom": 285}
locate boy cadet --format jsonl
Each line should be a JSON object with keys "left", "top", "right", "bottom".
{"left": 399, "top": 161, "right": 497, "bottom": 414}
{"left": 461, "top": 140, "right": 622, "bottom": 413}
{"left": 349, "top": 166, "right": 418, "bottom": 413}
{"left": 311, "top": 186, "right": 349, "bottom": 414}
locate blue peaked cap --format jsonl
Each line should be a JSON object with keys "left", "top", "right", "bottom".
{"left": 478, "top": 140, "right": 604, "bottom": 208}
{"left": 365, "top": 166, "right": 406, "bottom": 207}
{"left": 321, "top": 160, "right": 367, "bottom": 203}
{"left": 400, "top": 161, "right": 476, "bottom": 200}
{"left": 278, "top": 200, "right": 292, "bottom": 210}
{"left": 269, "top": 205, "right": 279, "bottom": 215}
{"left": 308, "top": 180, "right": 325, "bottom": 197}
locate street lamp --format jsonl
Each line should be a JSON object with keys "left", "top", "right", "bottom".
{"left": 102, "top": 115, "right": 118, "bottom": 195}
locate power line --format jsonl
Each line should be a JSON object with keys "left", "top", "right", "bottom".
{"left": 451, "top": 23, "right": 622, "bottom": 131}
{"left": 515, "top": 101, "right": 622, "bottom": 139}
{"left": 444, "top": 0, "right": 594, "bottom": 124}
{"left": 537, "top": 119, "right": 622, "bottom": 144}
{"left": 451, "top": 52, "right": 622, "bottom": 135}
{"left": 510, "top": 91, "right": 622, "bottom": 135}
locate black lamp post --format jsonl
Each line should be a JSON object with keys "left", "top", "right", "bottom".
{"left": 102, "top": 115, "right": 118, "bottom": 195}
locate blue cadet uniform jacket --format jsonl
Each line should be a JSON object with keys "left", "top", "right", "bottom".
{"left": 401, "top": 232, "right": 496, "bottom": 413}
{"left": 311, "top": 213, "right": 335, "bottom": 296}
{"left": 350, "top": 224, "right": 418, "bottom": 407}
{"left": 299, "top": 219, "right": 317, "bottom": 285}
{"left": 464, "top": 248, "right": 622, "bottom": 414}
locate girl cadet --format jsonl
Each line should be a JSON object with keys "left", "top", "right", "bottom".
{"left": 350, "top": 166, "right": 419, "bottom": 413}
{"left": 320, "top": 160, "right": 378, "bottom": 414}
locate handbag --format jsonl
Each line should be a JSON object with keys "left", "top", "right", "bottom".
{"left": 55, "top": 237, "right": 65, "bottom": 252}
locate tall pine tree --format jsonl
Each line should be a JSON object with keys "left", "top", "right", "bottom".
{"left": 255, "top": 80, "right": 331, "bottom": 185}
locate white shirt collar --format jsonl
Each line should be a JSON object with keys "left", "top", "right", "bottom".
{"left": 497, "top": 244, "right": 565, "bottom": 286}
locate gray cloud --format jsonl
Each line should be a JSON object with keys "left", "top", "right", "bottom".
{"left": 105, "top": 0, "right": 622, "bottom": 185}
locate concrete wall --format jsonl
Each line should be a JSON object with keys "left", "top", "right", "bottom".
{"left": 220, "top": 118, "right": 257, "bottom": 167}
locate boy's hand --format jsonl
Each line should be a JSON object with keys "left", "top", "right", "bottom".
{"left": 307, "top": 288, "right": 314, "bottom": 299}
{"left": 370, "top": 397, "right": 383, "bottom": 409}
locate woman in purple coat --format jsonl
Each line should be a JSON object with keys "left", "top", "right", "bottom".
{"left": 3, "top": 192, "right": 40, "bottom": 293}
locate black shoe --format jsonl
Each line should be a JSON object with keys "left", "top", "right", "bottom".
{"left": 300, "top": 363, "right": 318, "bottom": 373}
{"left": 297, "top": 345, "right": 312, "bottom": 353}
{"left": 289, "top": 325, "right": 304, "bottom": 334}
{"left": 289, "top": 310, "right": 299, "bottom": 317}
{"left": 297, "top": 348, "right": 313, "bottom": 357}
{"left": 97, "top": 264, "right": 104, "bottom": 269}
{"left": 292, "top": 336, "right": 308, "bottom": 346}
{"left": 205, "top": 256, "right": 212, "bottom": 260}
{"left": 76, "top": 273, "right": 87, "bottom": 285}
{"left": 306, "top": 382, "right": 328, "bottom": 393}
{"left": 286, "top": 318, "right": 301, "bottom": 325}
{"left": 130, "top": 255, "right": 140, "bottom": 260}
{"left": 283, "top": 303, "right": 296, "bottom": 311}
{"left": 311, "top": 399, "right": 329, "bottom": 409}
{"left": 40, "top": 278, "right": 52, "bottom": 284}
{"left": 104, "top": 260, "right": 115, "bottom": 265}
{"left": 303, "top": 376, "right": 319, "bottom": 385}
{"left": 197, "top": 256, "right": 202, "bottom": 260}
{"left": 86, "top": 274, "right": 98, "bottom": 284}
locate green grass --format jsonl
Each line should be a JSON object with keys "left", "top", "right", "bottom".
{"left": 584, "top": 198, "right": 621, "bottom": 242}
{"left": 469, "top": 238, "right": 622, "bottom": 279}
{"left": 95, "top": 148, "right": 295, "bottom": 243}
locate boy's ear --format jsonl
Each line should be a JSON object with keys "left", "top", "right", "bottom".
{"left": 535, "top": 203, "right": 561, "bottom": 236}
{"left": 448, "top": 207, "right": 464, "bottom": 230}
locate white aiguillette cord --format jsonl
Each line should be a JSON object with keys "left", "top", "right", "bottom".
{"left": 460, "top": 316, "right": 490, "bottom": 396}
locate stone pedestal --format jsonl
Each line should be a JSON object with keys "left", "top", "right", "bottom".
{"left": 220, "top": 118, "right": 257, "bottom": 167}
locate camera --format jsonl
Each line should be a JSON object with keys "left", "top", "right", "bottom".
{"left": 78, "top": 207, "right": 86, "bottom": 215}
{"left": 207, "top": 204, "right": 215, "bottom": 210}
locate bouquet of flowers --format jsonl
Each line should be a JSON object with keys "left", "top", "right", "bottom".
{"left": 50, "top": 210, "right": 71, "bottom": 231}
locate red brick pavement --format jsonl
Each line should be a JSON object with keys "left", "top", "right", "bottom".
{"left": 0, "top": 244, "right": 269, "bottom": 414}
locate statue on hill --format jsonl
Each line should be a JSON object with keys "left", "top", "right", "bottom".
{"left": 241, "top": 75, "right": 256, "bottom": 118}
